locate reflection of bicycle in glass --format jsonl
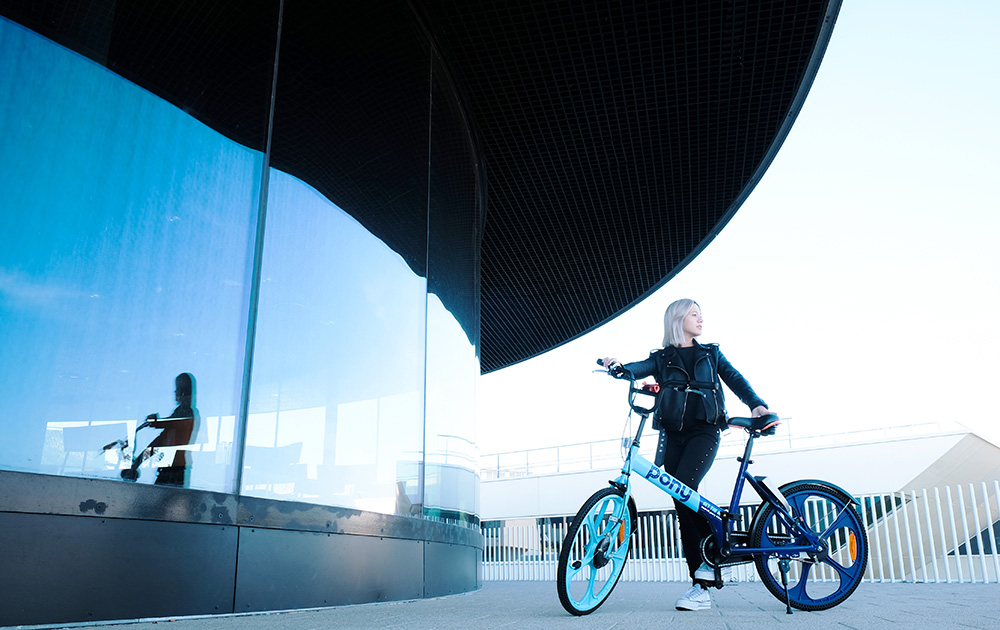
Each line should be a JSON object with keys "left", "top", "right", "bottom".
{"left": 116, "top": 416, "right": 165, "bottom": 481}
{"left": 557, "top": 363, "right": 868, "bottom": 616}
{"left": 99, "top": 421, "right": 162, "bottom": 473}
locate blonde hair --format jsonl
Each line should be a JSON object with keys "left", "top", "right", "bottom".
{"left": 662, "top": 299, "right": 700, "bottom": 347}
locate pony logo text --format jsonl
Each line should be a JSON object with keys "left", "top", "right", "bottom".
{"left": 644, "top": 467, "right": 692, "bottom": 502}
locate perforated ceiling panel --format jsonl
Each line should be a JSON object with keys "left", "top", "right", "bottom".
{"left": 422, "top": 0, "right": 839, "bottom": 372}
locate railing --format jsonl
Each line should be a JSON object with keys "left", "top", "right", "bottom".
{"left": 482, "top": 481, "right": 1000, "bottom": 583}
{"left": 480, "top": 422, "right": 966, "bottom": 480}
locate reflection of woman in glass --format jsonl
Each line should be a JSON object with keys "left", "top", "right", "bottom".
{"left": 121, "top": 372, "right": 200, "bottom": 486}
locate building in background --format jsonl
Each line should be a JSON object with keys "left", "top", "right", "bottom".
{"left": 0, "top": 0, "right": 839, "bottom": 625}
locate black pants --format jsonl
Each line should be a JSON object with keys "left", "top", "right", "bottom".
{"left": 656, "top": 423, "right": 721, "bottom": 582}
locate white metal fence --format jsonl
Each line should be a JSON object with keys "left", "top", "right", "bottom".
{"left": 482, "top": 481, "right": 1000, "bottom": 584}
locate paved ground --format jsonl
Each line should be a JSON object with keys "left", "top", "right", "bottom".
{"left": 42, "top": 581, "right": 999, "bottom": 630}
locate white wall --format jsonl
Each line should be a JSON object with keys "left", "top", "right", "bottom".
{"left": 481, "top": 432, "right": 973, "bottom": 520}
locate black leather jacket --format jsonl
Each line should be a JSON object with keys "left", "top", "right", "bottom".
{"left": 623, "top": 341, "right": 766, "bottom": 431}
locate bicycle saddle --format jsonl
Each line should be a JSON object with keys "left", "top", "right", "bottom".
{"left": 728, "top": 413, "right": 780, "bottom": 435}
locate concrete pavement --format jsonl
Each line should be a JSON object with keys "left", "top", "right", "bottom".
{"left": 18, "top": 581, "right": 1000, "bottom": 630}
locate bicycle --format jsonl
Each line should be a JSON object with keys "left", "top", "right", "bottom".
{"left": 556, "top": 361, "right": 869, "bottom": 615}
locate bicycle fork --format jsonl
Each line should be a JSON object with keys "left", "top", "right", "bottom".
{"left": 600, "top": 443, "right": 639, "bottom": 562}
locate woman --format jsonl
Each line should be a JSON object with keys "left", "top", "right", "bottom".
{"left": 603, "top": 298, "right": 770, "bottom": 612}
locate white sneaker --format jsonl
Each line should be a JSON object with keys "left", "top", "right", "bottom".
{"left": 675, "top": 584, "right": 711, "bottom": 611}
{"left": 693, "top": 562, "right": 716, "bottom": 582}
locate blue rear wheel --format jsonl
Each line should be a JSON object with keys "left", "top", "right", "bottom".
{"left": 750, "top": 481, "right": 868, "bottom": 611}
{"left": 556, "top": 486, "right": 636, "bottom": 615}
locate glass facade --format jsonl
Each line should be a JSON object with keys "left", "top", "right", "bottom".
{"left": 0, "top": 2, "right": 481, "bottom": 523}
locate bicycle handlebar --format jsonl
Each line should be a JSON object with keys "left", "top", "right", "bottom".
{"left": 598, "top": 358, "right": 659, "bottom": 415}
{"left": 597, "top": 357, "right": 780, "bottom": 437}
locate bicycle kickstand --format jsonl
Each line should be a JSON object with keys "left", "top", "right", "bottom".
{"left": 778, "top": 558, "right": 793, "bottom": 615}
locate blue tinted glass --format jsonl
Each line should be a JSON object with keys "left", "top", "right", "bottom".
{"left": 0, "top": 19, "right": 260, "bottom": 491}
{"left": 242, "top": 170, "right": 426, "bottom": 515}
{"left": 424, "top": 294, "right": 480, "bottom": 522}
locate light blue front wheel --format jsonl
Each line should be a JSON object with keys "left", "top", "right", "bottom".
{"left": 557, "top": 486, "right": 636, "bottom": 615}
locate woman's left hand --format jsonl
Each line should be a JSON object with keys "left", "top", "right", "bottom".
{"left": 750, "top": 405, "right": 771, "bottom": 418}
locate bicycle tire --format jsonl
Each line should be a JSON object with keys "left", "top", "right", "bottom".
{"left": 749, "top": 481, "right": 868, "bottom": 611}
{"left": 556, "top": 486, "right": 636, "bottom": 615}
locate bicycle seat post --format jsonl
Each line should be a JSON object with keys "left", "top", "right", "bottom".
{"left": 727, "top": 429, "right": 759, "bottom": 515}
{"left": 738, "top": 430, "right": 757, "bottom": 464}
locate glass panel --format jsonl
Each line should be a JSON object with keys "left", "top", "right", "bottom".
{"left": 424, "top": 295, "right": 480, "bottom": 522}
{"left": 266, "top": 1, "right": 432, "bottom": 276}
{"left": 241, "top": 170, "right": 426, "bottom": 515}
{"left": 240, "top": 1, "right": 434, "bottom": 516}
{"left": 0, "top": 18, "right": 262, "bottom": 491}
{"left": 423, "top": 54, "right": 483, "bottom": 526}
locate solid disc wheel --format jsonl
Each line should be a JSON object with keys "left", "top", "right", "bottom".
{"left": 556, "top": 487, "right": 635, "bottom": 615}
{"left": 750, "top": 482, "right": 869, "bottom": 611}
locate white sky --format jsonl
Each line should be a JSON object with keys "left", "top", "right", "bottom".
{"left": 477, "top": 1, "right": 1000, "bottom": 455}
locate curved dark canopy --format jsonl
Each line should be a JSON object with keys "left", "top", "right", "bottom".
{"left": 421, "top": 0, "right": 841, "bottom": 372}
{"left": 1, "top": 0, "right": 840, "bottom": 374}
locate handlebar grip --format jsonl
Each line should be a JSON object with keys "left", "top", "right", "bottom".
{"left": 597, "top": 358, "right": 631, "bottom": 380}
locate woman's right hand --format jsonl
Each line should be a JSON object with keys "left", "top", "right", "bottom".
{"left": 600, "top": 357, "right": 620, "bottom": 371}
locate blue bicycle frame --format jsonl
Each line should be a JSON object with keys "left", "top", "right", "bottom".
{"left": 613, "top": 383, "right": 823, "bottom": 560}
